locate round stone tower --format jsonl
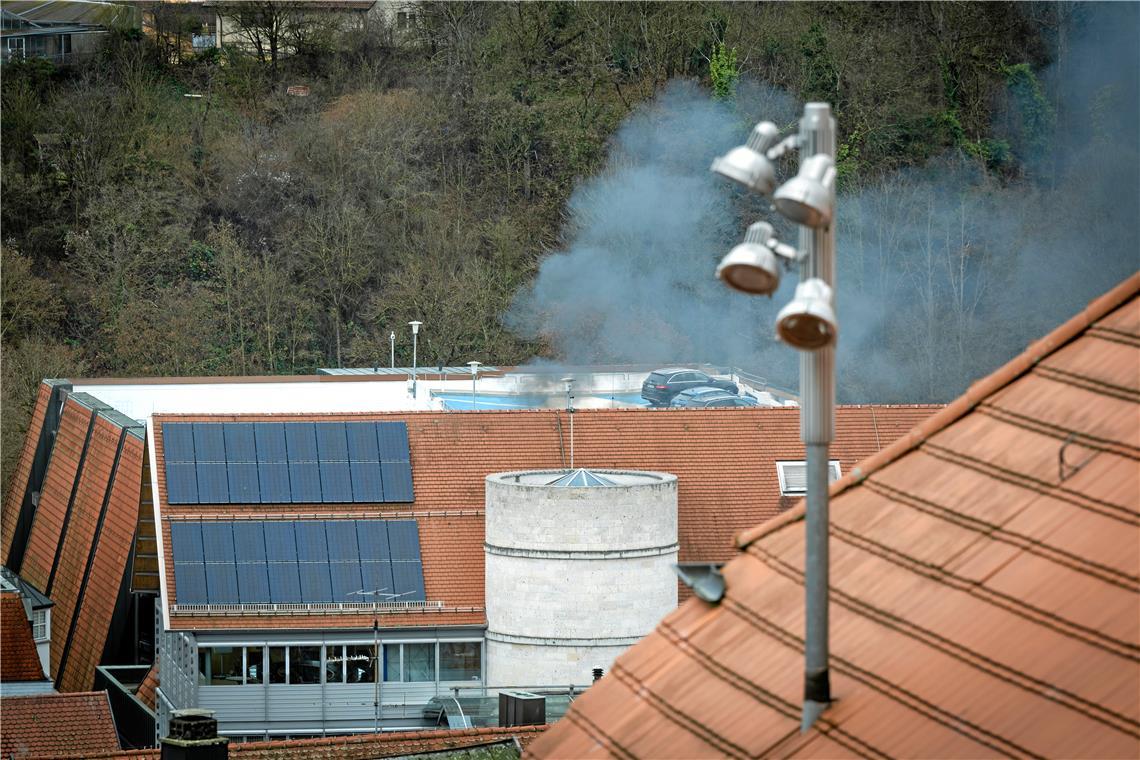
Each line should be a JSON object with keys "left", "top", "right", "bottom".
{"left": 484, "top": 468, "right": 678, "bottom": 687}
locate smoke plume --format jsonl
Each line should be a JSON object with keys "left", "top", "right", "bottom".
{"left": 508, "top": 5, "right": 1139, "bottom": 402}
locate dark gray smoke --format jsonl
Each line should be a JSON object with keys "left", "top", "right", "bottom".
{"left": 508, "top": 6, "right": 1139, "bottom": 402}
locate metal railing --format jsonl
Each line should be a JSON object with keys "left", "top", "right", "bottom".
{"left": 171, "top": 600, "right": 447, "bottom": 616}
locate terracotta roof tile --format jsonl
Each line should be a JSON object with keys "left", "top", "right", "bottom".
{"left": 153, "top": 405, "right": 938, "bottom": 630}
{"left": 528, "top": 275, "right": 1140, "bottom": 759}
{"left": 0, "top": 691, "right": 119, "bottom": 757}
{"left": 134, "top": 660, "right": 158, "bottom": 710}
{"left": 2, "top": 381, "right": 51, "bottom": 565}
{"left": 0, "top": 593, "right": 45, "bottom": 682}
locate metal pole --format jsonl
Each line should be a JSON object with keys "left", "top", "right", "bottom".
{"left": 798, "top": 102, "right": 837, "bottom": 732}
{"left": 409, "top": 321, "right": 422, "bottom": 399}
{"left": 468, "top": 361, "right": 481, "bottom": 409}
{"left": 389, "top": 331, "right": 395, "bottom": 369}
{"left": 374, "top": 619, "right": 380, "bottom": 733}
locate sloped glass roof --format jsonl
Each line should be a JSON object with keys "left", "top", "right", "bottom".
{"left": 546, "top": 468, "right": 617, "bottom": 487}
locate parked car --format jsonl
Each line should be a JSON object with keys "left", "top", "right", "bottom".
{"left": 670, "top": 387, "right": 759, "bottom": 408}
{"left": 641, "top": 368, "right": 738, "bottom": 406}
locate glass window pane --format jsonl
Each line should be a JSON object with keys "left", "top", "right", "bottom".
{"left": 404, "top": 642, "right": 435, "bottom": 682}
{"left": 439, "top": 642, "right": 481, "bottom": 682}
{"left": 198, "top": 648, "right": 210, "bottom": 684}
{"left": 325, "top": 645, "right": 345, "bottom": 684}
{"left": 346, "top": 645, "right": 375, "bottom": 683}
{"left": 208, "top": 646, "right": 242, "bottom": 685}
{"left": 289, "top": 646, "right": 321, "bottom": 684}
{"left": 246, "top": 647, "right": 263, "bottom": 684}
{"left": 383, "top": 644, "right": 401, "bottom": 682}
{"left": 269, "top": 646, "right": 287, "bottom": 684}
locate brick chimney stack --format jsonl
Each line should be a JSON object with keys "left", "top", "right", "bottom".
{"left": 160, "top": 710, "right": 228, "bottom": 760}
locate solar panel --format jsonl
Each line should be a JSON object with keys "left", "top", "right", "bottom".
{"left": 324, "top": 521, "right": 359, "bottom": 561}
{"left": 254, "top": 423, "right": 288, "bottom": 462}
{"left": 284, "top": 423, "right": 318, "bottom": 461}
{"left": 201, "top": 523, "right": 235, "bottom": 563}
{"left": 196, "top": 463, "right": 230, "bottom": 504}
{"left": 236, "top": 562, "right": 271, "bottom": 604}
{"left": 391, "top": 560, "right": 426, "bottom": 601}
{"left": 193, "top": 423, "right": 227, "bottom": 462}
{"left": 360, "top": 560, "right": 395, "bottom": 597}
{"left": 315, "top": 422, "right": 349, "bottom": 461}
{"left": 205, "top": 562, "right": 240, "bottom": 604}
{"left": 288, "top": 462, "right": 322, "bottom": 503}
{"left": 293, "top": 522, "right": 329, "bottom": 563}
{"left": 349, "top": 462, "right": 384, "bottom": 502}
{"left": 165, "top": 463, "right": 199, "bottom": 504}
{"left": 262, "top": 522, "right": 297, "bottom": 562}
{"left": 170, "top": 522, "right": 204, "bottom": 563}
{"left": 345, "top": 422, "right": 380, "bottom": 462}
{"left": 231, "top": 522, "right": 267, "bottom": 563}
{"left": 223, "top": 423, "right": 257, "bottom": 463}
{"left": 318, "top": 461, "right": 353, "bottom": 502}
{"left": 386, "top": 520, "right": 421, "bottom": 561}
{"left": 329, "top": 561, "right": 364, "bottom": 601}
{"left": 174, "top": 563, "right": 208, "bottom": 604}
{"left": 377, "top": 422, "right": 410, "bottom": 462}
{"left": 380, "top": 462, "right": 414, "bottom": 502}
{"left": 163, "top": 423, "right": 196, "bottom": 463}
{"left": 227, "top": 463, "right": 261, "bottom": 503}
{"left": 355, "top": 521, "right": 390, "bottom": 562}
{"left": 257, "top": 462, "right": 291, "bottom": 504}
{"left": 267, "top": 561, "right": 301, "bottom": 603}
{"left": 298, "top": 562, "right": 332, "bottom": 603}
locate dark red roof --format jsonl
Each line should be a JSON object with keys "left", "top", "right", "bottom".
{"left": 134, "top": 660, "right": 158, "bottom": 710}
{"left": 2, "top": 381, "right": 51, "bottom": 565}
{"left": 529, "top": 275, "right": 1140, "bottom": 758}
{"left": 0, "top": 691, "right": 119, "bottom": 758}
{"left": 0, "top": 593, "right": 44, "bottom": 682}
{"left": 153, "top": 405, "right": 937, "bottom": 630}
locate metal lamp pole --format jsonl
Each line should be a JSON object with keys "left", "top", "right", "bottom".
{"left": 389, "top": 331, "right": 395, "bottom": 369}
{"left": 467, "top": 361, "right": 482, "bottom": 408}
{"left": 797, "top": 103, "right": 837, "bottom": 731}
{"left": 409, "top": 321, "right": 422, "bottom": 398}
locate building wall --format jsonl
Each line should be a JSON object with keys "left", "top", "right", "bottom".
{"left": 484, "top": 472, "right": 678, "bottom": 687}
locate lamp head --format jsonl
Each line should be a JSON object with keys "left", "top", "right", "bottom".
{"left": 408, "top": 320, "right": 422, "bottom": 335}
{"left": 717, "top": 243, "right": 780, "bottom": 296}
{"left": 773, "top": 154, "right": 836, "bottom": 228}
{"left": 710, "top": 122, "right": 781, "bottom": 195}
{"left": 776, "top": 278, "right": 837, "bottom": 350}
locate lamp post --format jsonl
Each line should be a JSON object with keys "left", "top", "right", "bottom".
{"left": 408, "top": 321, "right": 422, "bottom": 398}
{"left": 467, "top": 361, "right": 482, "bottom": 409}
{"left": 711, "top": 102, "right": 837, "bottom": 732}
{"left": 389, "top": 331, "right": 395, "bottom": 369}
{"left": 561, "top": 376, "right": 575, "bottom": 469}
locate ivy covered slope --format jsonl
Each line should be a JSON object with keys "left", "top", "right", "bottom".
{"left": 0, "top": 2, "right": 1076, "bottom": 489}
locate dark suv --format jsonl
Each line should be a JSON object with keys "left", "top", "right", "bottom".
{"left": 641, "top": 368, "right": 739, "bottom": 406}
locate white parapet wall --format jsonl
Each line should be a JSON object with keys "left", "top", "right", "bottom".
{"left": 484, "top": 469, "right": 678, "bottom": 687}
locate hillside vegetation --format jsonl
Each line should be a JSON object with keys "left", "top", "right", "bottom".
{"left": 0, "top": 2, "right": 1086, "bottom": 486}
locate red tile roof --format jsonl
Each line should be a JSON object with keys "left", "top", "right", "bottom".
{"left": 153, "top": 405, "right": 937, "bottom": 629}
{"left": 0, "top": 593, "right": 45, "bottom": 682}
{"left": 0, "top": 691, "right": 120, "bottom": 758}
{"left": 134, "top": 660, "right": 158, "bottom": 711}
{"left": 528, "top": 274, "right": 1140, "bottom": 759}
{"left": 11, "top": 397, "right": 146, "bottom": 693}
{"left": 2, "top": 381, "right": 51, "bottom": 565}
{"left": 90, "top": 725, "right": 548, "bottom": 760}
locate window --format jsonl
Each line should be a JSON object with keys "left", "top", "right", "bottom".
{"left": 345, "top": 645, "right": 375, "bottom": 683}
{"left": 246, "top": 647, "right": 263, "bottom": 684}
{"left": 58, "top": 34, "right": 71, "bottom": 55}
{"left": 198, "top": 646, "right": 243, "bottom": 685}
{"left": 268, "top": 646, "right": 287, "bottom": 684}
{"left": 383, "top": 643, "right": 435, "bottom": 682}
{"left": 7, "top": 37, "right": 25, "bottom": 60}
{"left": 289, "top": 646, "right": 322, "bottom": 684}
{"left": 325, "top": 645, "right": 346, "bottom": 684}
{"left": 776, "top": 461, "right": 841, "bottom": 495}
{"left": 439, "top": 642, "right": 481, "bottom": 681}
{"left": 31, "top": 609, "right": 47, "bottom": 641}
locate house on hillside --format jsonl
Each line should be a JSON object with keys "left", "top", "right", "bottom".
{"left": 529, "top": 275, "right": 1140, "bottom": 758}
{"left": 202, "top": 0, "right": 375, "bottom": 64}
{"left": 1, "top": 0, "right": 134, "bottom": 64}
{"left": 0, "top": 365, "right": 936, "bottom": 742}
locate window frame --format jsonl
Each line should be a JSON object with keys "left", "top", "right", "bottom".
{"left": 776, "top": 460, "right": 842, "bottom": 496}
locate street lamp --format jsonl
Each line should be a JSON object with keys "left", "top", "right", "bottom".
{"left": 712, "top": 102, "right": 838, "bottom": 732}
{"left": 467, "top": 361, "right": 482, "bottom": 409}
{"left": 389, "top": 331, "right": 395, "bottom": 369}
{"left": 561, "top": 376, "right": 575, "bottom": 469}
{"left": 408, "top": 321, "right": 423, "bottom": 398}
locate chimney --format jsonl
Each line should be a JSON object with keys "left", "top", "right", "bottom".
{"left": 161, "top": 710, "right": 228, "bottom": 760}
{"left": 592, "top": 667, "right": 604, "bottom": 682}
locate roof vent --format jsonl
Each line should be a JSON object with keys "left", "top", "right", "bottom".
{"left": 546, "top": 468, "right": 617, "bottom": 487}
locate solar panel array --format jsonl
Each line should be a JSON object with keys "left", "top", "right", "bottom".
{"left": 163, "top": 422, "right": 413, "bottom": 504}
{"left": 170, "top": 519, "right": 426, "bottom": 605}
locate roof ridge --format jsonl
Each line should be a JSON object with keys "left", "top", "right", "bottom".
{"left": 736, "top": 272, "right": 1140, "bottom": 549}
